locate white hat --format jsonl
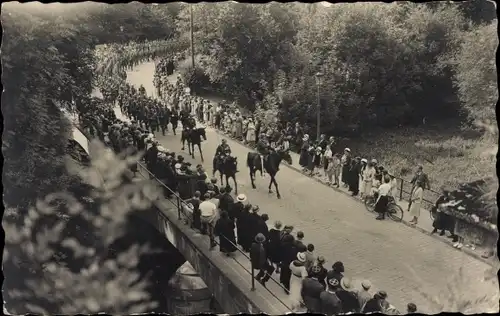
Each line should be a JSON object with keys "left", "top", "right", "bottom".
{"left": 297, "top": 252, "right": 306, "bottom": 263}
{"left": 371, "top": 159, "right": 378, "bottom": 164}
{"left": 303, "top": 134, "right": 309, "bottom": 141}
{"left": 344, "top": 148, "right": 351, "bottom": 152}
{"left": 316, "top": 147, "right": 322, "bottom": 151}
{"left": 157, "top": 146, "right": 166, "bottom": 152}
{"left": 175, "top": 163, "right": 182, "bottom": 169}
{"left": 361, "top": 158, "right": 368, "bottom": 163}
{"left": 236, "top": 194, "right": 247, "bottom": 202}
{"left": 340, "top": 277, "right": 353, "bottom": 291}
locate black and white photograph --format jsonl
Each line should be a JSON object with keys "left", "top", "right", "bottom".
{"left": 2, "top": 1, "right": 499, "bottom": 314}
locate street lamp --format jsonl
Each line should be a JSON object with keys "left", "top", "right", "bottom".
{"left": 315, "top": 72, "right": 324, "bottom": 141}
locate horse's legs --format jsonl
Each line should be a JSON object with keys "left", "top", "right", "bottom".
{"left": 268, "top": 176, "right": 273, "bottom": 193}
{"left": 272, "top": 175, "right": 281, "bottom": 199}
{"left": 231, "top": 174, "right": 238, "bottom": 195}
{"left": 197, "top": 144, "right": 204, "bottom": 162}
{"left": 188, "top": 141, "right": 193, "bottom": 157}
{"left": 181, "top": 137, "right": 185, "bottom": 150}
{"left": 220, "top": 172, "right": 224, "bottom": 187}
{"left": 249, "top": 167, "right": 256, "bottom": 189}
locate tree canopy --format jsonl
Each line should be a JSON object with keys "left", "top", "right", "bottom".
{"left": 2, "top": 3, "right": 185, "bottom": 314}
{"left": 116, "top": 2, "right": 496, "bottom": 135}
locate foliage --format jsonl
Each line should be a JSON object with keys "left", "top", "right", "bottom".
{"left": 2, "top": 5, "right": 89, "bottom": 210}
{"left": 175, "top": 2, "right": 300, "bottom": 105}
{"left": 3, "top": 141, "right": 163, "bottom": 314}
{"left": 447, "top": 21, "right": 498, "bottom": 134}
{"left": 406, "top": 264, "right": 499, "bottom": 313}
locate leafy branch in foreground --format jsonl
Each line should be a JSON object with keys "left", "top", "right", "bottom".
{"left": 405, "top": 263, "right": 499, "bottom": 313}
{"left": 3, "top": 140, "right": 162, "bottom": 314}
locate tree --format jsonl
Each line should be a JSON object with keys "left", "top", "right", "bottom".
{"left": 2, "top": 6, "right": 82, "bottom": 210}
{"left": 3, "top": 141, "right": 167, "bottom": 314}
{"left": 448, "top": 22, "right": 498, "bottom": 132}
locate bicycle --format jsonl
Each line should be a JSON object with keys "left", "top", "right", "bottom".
{"left": 364, "top": 195, "right": 404, "bottom": 222}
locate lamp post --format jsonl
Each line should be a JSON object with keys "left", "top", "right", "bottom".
{"left": 315, "top": 72, "right": 324, "bottom": 141}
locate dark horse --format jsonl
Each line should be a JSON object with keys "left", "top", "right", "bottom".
{"left": 213, "top": 155, "right": 238, "bottom": 194}
{"left": 181, "top": 127, "right": 207, "bottom": 161}
{"left": 247, "top": 150, "right": 292, "bottom": 199}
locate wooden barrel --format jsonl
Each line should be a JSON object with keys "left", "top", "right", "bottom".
{"left": 166, "top": 262, "right": 214, "bottom": 314}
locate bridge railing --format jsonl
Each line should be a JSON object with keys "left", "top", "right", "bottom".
{"left": 135, "top": 161, "right": 293, "bottom": 312}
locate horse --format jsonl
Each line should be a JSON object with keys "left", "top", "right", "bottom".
{"left": 181, "top": 127, "right": 207, "bottom": 162}
{"left": 246, "top": 149, "right": 292, "bottom": 199}
{"left": 213, "top": 155, "right": 238, "bottom": 194}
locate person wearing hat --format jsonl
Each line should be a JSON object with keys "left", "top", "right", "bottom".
{"left": 362, "top": 290, "right": 388, "bottom": 313}
{"left": 341, "top": 148, "right": 352, "bottom": 187}
{"left": 357, "top": 280, "right": 372, "bottom": 311}
{"left": 301, "top": 265, "right": 325, "bottom": 313}
{"left": 255, "top": 208, "right": 271, "bottom": 250}
{"left": 327, "top": 261, "right": 345, "bottom": 284}
{"left": 250, "top": 233, "right": 275, "bottom": 287}
{"left": 186, "top": 191, "right": 202, "bottom": 230}
{"left": 144, "top": 140, "right": 159, "bottom": 175}
{"left": 218, "top": 185, "right": 234, "bottom": 215}
{"left": 289, "top": 252, "right": 308, "bottom": 311}
{"left": 299, "top": 134, "right": 310, "bottom": 171}
{"left": 214, "top": 210, "right": 237, "bottom": 256}
{"left": 279, "top": 233, "right": 296, "bottom": 293}
{"left": 199, "top": 192, "right": 217, "bottom": 249}
{"left": 347, "top": 156, "right": 361, "bottom": 197}
{"left": 170, "top": 107, "right": 179, "bottom": 135}
{"left": 236, "top": 203, "right": 252, "bottom": 252}
{"left": 230, "top": 192, "right": 246, "bottom": 221}
{"left": 247, "top": 204, "right": 262, "bottom": 247}
{"left": 268, "top": 220, "right": 282, "bottom": 273}
{"left": 361, "top": 160, "right": 376, "bottom": 201}
{"left": 319, "top": 276, "right": 342, "bottom": 316}
{"left": 312, "top": 256, "right": 328, "bottom": 287}
{"left": 335, "top": 277, "right": 360, "bottom": 313}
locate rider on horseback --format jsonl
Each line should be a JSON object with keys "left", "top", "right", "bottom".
{"left": 213, "top": 139, "right": 232, "bottom": 175}
{"left": 186, "top": 113, "right": 197, "bottom": 130}
{"left": 216, "top": 139, "right": 232, "bottom": 157}
{"left": 256, "top": 133, "right": 270, "bottom": 174}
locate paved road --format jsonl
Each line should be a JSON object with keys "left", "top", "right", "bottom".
{"left": 125, "top": 62, "right": 499, "bottom": 313}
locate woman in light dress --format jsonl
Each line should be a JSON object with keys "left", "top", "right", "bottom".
{"left": 246, "top": 119, "right": 257, "bottom": 146}
{"left": 409, "top": 180, "right": 424, "bottom": 225}
{"left": 362, "top": 162, "right": 376, "bottom": 200}
{"left": 289, "top": 252, "right": 308, "bottom": 311}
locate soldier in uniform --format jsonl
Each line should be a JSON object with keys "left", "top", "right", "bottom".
{"left": 213, "top": 139, "right": 232, "bottom": 176}
{"left": 256, "top": 133, "right": 271, "bottom": 175}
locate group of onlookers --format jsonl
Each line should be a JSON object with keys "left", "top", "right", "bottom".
{"left": 178, "top": 182, "right": 421, "bottom": 315}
